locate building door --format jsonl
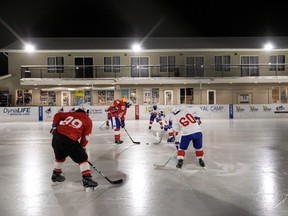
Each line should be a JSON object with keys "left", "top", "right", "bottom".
{"left": 207, "top": 90, "right": 216, "bottom": 104}
{"left": 143, "top": 88, "right": 152, "bottom": 104}
{"left": 164, "top": 90, "right": 173, "bottom": 105}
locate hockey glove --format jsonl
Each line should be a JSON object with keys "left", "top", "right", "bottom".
{"left": 50, "top": 124, "right": 57, "bottom": 134}
{"left": 164, "top": 124, "right": 172, "bottom": 131}
{"left": 120, "top": 121, "right": 125, "bottom": 128}
{"left": 167, "top": 136, "right": 175, "bottom": 143}
{"left": 195, "top": 116, "right": 201, "bottom": 125}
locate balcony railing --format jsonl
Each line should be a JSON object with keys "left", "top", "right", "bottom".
{"left": 20, "top": 64, "right": 288, "bottom": 79}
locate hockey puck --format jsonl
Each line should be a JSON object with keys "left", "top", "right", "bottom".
{"left": 146, "top": 143, "right": 149, "bottom": 145}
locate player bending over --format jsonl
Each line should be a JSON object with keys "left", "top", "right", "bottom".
{"left": 50, "top": 107, "right": 98, "bottom": 189}
{"left": 109, "top": 98, "right": 132, "bottom": 144}
{"left": 170, "top": 106, "right": 205, "bottom": 169}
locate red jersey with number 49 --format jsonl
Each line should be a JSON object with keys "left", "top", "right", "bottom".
{"left": 53, "top": 111, "right": 92, "bottom": 147}
{"left": 172, "top": 108, "right": 202, "bottom": 135}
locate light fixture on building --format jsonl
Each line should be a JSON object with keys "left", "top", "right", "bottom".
{"left": 132, "top": 43, "right": 142, "bottom": 52}
{"left": 264, "top": 43, "right": 273, "bottom": 51}
{"left": 24, "top": 43, "right": 35, "bottom": 53}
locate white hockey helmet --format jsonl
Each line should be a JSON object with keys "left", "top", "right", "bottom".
{"left": 126, "top": 99, "right": 133, "bottom": 108}
{"left": 172, "top": 106, "right": 181, "bottom": 115}
{"left": 77, "top": 103, "right": 90, "bottom": 114}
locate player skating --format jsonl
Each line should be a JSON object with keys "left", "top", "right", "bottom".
{"left": 104, "top": 105, "right": 113, "bottom": 128}
{"left": 153, "top": 111, "right": 173, "bottom": 144}
{"left": 170, "top": 106, "right": 205, "bottom": 169}
{"left": 50, "top": 106, "right": 98, "bottom": 190}
{"left": 109, "top": 98, "right": 132, "bottom": 144}
{"left": 148, "top": 104, "right": 165, "bottom": 130}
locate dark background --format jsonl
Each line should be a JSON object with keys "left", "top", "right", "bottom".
{"left": 1, "top": 0, "right": 288, "bottom": 48}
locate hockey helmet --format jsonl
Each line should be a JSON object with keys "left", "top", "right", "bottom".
{"left": 126, "top": 99, "right": 133, "bottom": 108}
{"left": 121, "top": 97, "right": 128, "bottom": 103}
{"left": 153, "top": 104, "right": 157, "bottom": 110}
{"left": 76, "top": 103, "right": 89, "bottom": 114}
{"left": 75, "top": 107, "right": 86, "bottom": 113}
{"left": 172, "top": 106, "right": 181, "bottom": 115}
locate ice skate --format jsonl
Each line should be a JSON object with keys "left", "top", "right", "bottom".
{"left": 176, "top": 159, "right": 184, "bottom": 169}
{"left": 199, "top": 158, "right": 205, "bottom": 167}
{"left": 83, "top": 176, "right": 98, "bottom": 191}
{"left": 51, "top": 171, "right": 65, "bottom": 182}
{"left": 115, "top": 140, "right": 123, "bottom": 144}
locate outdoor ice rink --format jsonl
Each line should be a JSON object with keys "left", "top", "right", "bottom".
{"left": 0, "top": 118, "right": 287, "bottom": 216}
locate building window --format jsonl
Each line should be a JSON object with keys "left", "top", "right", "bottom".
{"left": 272, "top": 87, "right": 287, "bottom": 103}
{"left": 98, "top": 90, "right": 114, "bottom": 105}
{"left": 160, "top": 56, "right": 176, "bottom": 72}
{"left": 207, "top": 90, "right": 216, "bottom": 104}
{"left": 238, "top": 93, "right": 252, "bottom": 104}
{"left": 74, "top": 57, "right": 93, "bottom": 78}
{"left": 74, "top": 90, "right": 92, "bottom": 105}
{"left": 215, "top": 55, "right": 231, "bottom": 71}
{"left": 180, "top": 88, "right": 193, "bottom": 104}
{"left": 131, "top": 56, "right": 149, "bottom": 77}
{"left": 40, "top": 90, "right": 56, "bottom": 106}
{"left": 143, "top": 88, "right": 159, "bottom": 104}
{"left": 269, "top": 55, "right": 285, "bottom": 72}
{"left": 130, "top": 89, "right": 136, "bottom": 104}
{"left": 186, "top": 56, "right": 204, "bottom": 77}
{"left": 104, "top": 56, "right": 120, "bottom": 72}
{"left": 0, "top": 91, "right": 11, "bottom": 107}
{"left": 47, "top": 57, "right": 64, "bottom": 73}
{"left": 152, "top": 88, "right": 159, "bottom": 104}
{"left": 240, "top": 56, "right": 259, "bottom": 76}
{"left": 121, "top": 89, "right": 136, "bottom": 104}
{"left": 16, "top": 89, "right": 32, "bottom": 105}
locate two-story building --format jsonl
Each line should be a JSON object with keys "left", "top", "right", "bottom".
{"left": 1, "top": 36, "right": 288, "bottom": 107}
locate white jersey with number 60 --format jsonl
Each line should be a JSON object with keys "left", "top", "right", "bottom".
{"left": 172, "top": 108, "right": 202, "bottom": 136}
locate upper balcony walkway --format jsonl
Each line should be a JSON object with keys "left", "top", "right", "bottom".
{"left": 19, "top": 64, "right": 288, "bottom": 86}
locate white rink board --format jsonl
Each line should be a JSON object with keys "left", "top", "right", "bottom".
{"left": 233, "top": 104, "right": 288, "bottom": 118}
{"left": 0, "top": 107, "right": 39, "bottom": 121}
{"left": 0, "top": 104, "right": 288, "bottom": 122}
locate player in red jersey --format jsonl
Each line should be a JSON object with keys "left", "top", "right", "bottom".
{"left": 50, "top": 107, "right": 98, "bottom": 189}
{"left": 109, "top": 98, "right": 132, "bottom": 144}
{"left": 104, "top": 105, "right": 114, "bottom": 127}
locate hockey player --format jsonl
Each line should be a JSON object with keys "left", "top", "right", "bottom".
{"left": 148, "top": 104, "right": 165, "bottom": 130}
{"left": 110, "top": 98, "right": 132, "bottom": 144}
{"left": 170, "top": 106, "right": 205, "bottom": 169}
{"left": 50, "top": 107, "right": 98, "bottom": 189}
{"left": 104, "top": 105, "right": 113, "bottom": 127}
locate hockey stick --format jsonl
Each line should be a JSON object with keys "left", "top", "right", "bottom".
{"left": 88, "top": 161, "right": 123, "bottom": 184}
{"left": 99, "top": 120, "right": 108, "bottom": 129}
{"left": 154, "top": 150, "right": 177, "bottom": 169}
{"left": 153, "top": 130, "right": 165, "bottom": 144}
{"left": 123, "top": 127, "right": 140, "bottom": 144}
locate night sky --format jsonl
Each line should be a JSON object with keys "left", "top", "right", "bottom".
{"left": 1, "top": 0, "right": 288, "bottom": 47}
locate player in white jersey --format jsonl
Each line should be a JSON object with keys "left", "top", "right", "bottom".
{"left": 170, "top": 106, "right": 205, "bottom": 169}
{"left": 148, "top": 104, "right": 165, "bottom": 130}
